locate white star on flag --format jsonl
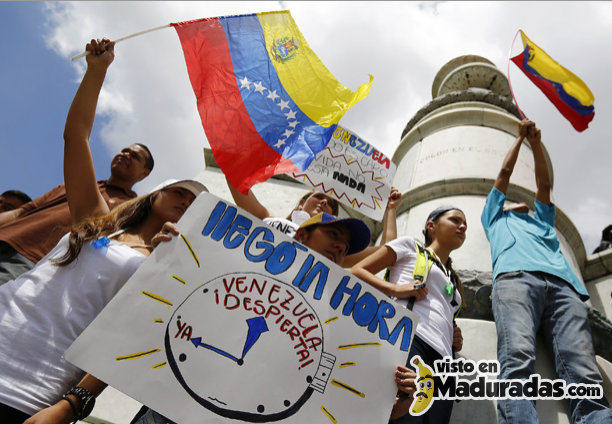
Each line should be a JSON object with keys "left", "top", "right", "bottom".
{"left": 288, "top": 120, "right": 299, "bottom": 128}
{"left": 284, "top": 109, "right": 297, "bottom": 120}
{"left": 239, "top": 76, "right": 251, "bottom": 89}
{"left": 253, "top": 81, "right": 266, "bottom": 94}
{"left": 267, "top": 90, "right": 279, "bottom": 101}
{"left": 274, "top": 139, "right": 286, "bottom": 148}
{"left": 282, "top": 129, "right": 295, "bottom": 138}
{"left": 278, "top": 99, "right": 290, "bottom": 111}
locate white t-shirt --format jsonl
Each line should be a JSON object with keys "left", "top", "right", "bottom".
{"left": 0, "top": 234, "right": 146, "bottom": 415}
{"left": 263, "top": 210, "right": 310, "bottom": 237}
{"left": 386, "top": 237, "right": 462, "bottom": 358}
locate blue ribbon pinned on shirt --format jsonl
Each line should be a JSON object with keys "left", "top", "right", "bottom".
{"left": 92, "top": 236, "right": 110, "bottom": 252}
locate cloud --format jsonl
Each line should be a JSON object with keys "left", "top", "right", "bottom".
{"left": 42, "top": 1, "right": 612, "bottom": 253}
{"left": 566, "top": 197, "right": 611, "bottom": 253}
{"left": 418, "top": 1, "right": 445, "bottom": 16}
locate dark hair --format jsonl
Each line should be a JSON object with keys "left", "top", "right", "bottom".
{"left": 422, "top": 207, "right": 464, "bottom": 246}
{"left": 422, "top": 208, "right": 465, "bottom": 309}
{"left": 602, "top": 225, "right": 612, "bottom": 242}
{"left": 135, "top": 143, "right": 154, "bottom": 171}
{"left": 287, "top": 190, "right": 339, "bottom": 219}
{"left": 446, "top": 257, "right": 465, "bottom": 309}
{"left": 294, "top": 224, "right": 315, "bottom": 240}
{"left": 53, "top": 192, "right": 158, "bottom": 266}
{"left": 1, "top": 190, "right": 32, "bottom": 204}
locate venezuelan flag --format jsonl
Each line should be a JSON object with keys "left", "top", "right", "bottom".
{"left": 172, "top": 11, "right": 372, "bottom": 193}
{"left": 511, "top": 30, "right": 594, "bottom": 132}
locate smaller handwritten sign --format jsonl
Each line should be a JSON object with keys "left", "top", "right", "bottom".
{"left": 292, "top": 126, "right": 397, "bottom": 221}
{"left": 65, "top": 193, "right": 416, "bottom": 424}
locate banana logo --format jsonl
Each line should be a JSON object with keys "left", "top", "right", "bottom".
{"left": 409, "top": 355, "right": 435, "bottom": 416}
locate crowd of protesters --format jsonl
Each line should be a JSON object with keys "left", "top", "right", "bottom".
{"left": 0, "top": 37, "right": 610, "bottom": 424}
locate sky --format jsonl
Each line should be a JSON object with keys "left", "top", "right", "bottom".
{"left": 0, "top": 1, "right": 610, "bottom": 252}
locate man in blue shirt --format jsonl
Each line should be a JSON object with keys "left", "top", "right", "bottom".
{"left": 481, "top": 119, "right": 611, "bottom": 424}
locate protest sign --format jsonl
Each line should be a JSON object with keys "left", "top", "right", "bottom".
{"left": 291, "top": 125, "right": 396, "bottom": 221}
{"left": 65, "top": 193, "right": 416, "bottom": 424}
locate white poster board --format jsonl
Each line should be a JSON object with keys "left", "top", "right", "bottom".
{"left": 291, "top": 125, "right": 397, "bottom": 221}
{"left": 65, "top": 193, "right": 416, "bottom": 424}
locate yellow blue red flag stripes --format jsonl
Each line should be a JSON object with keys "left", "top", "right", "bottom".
{"left": 172, "top": 11, "right": 372, "bottom": 193}
{"left": 511, "top": 30, "right": 594, "bottom": 132}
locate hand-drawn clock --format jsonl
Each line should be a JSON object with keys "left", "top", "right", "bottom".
{"left": 165, "top": 272, "right": 336, "bottom": 422}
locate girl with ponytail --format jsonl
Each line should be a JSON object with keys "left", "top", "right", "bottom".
{"left": 0, "top": 38, "right": 206, "bottom": 423}
{"left": 351, "top": 206, "right": 467, "bottom": 423}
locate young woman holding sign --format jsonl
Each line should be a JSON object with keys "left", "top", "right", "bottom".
{"left": 0, "top": 39, "right": 206, "bottom": 424}
{"left": 129, "top": 212, "right": 418, "bottom": 424}
{"left": 226, "top": 178, "right": 402, "bottom": 267}
{"left": 351, "top": 206, "right": 467, "bottom": 423}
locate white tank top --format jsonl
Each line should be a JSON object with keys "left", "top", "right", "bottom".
{"left": 386, "top": 237, "right": 462, "bottom": 359}
{"left": 0, "top": 233, "right": 146, "bottom": 415}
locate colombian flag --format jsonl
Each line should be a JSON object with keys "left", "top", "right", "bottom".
{"left": 172, "top": 11, "right": 372, "bottom": 193}
{"left": 511, "top": 30, "right": 594, "bottom": 132}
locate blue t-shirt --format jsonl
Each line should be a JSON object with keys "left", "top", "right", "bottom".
{"left": 481, "top": 188, "right": 588, "bottom": 300}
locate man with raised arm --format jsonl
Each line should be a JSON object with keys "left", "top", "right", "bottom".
{"left": 481, "top": 119, "right": 611, "bottom": 424}
{"left": 0, "top": 86, "right": 155, "bottom": 285}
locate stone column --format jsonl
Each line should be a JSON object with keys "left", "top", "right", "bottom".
{"left": 393, "top": 55, "right": 585, "bottom": 283}
{"left": 392, "top": 55, "right": 609, "bottom": 423}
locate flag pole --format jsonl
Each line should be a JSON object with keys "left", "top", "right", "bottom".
{"left": 507, "top": 29, "right": 526, "bottom": 119}
{"left": 70, "top": 23, "right": 172, "bottom": 61}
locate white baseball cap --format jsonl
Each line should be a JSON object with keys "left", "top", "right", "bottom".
{"left": 151, "top": 179, "right": 208, "bottom": 197}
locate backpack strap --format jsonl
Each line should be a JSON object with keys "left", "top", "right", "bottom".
{"left": 413, "top": 241, "right": 434, "bottom": 283}
{"left": 407, "top": 241, "right": 434, "bottom": 310}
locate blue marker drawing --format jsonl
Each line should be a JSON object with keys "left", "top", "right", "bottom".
{"left": 190, "top": 317, "right": 269, "bottom": 366}
{"left": 241, "top": 316, "right": 269, "bottom": 358}
{"left": 190, "top": 337, "right": 241, "bottom": 363}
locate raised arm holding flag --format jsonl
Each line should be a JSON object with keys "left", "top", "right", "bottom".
{"left": 509, "top": 30, "right": 595, "bottom": 132}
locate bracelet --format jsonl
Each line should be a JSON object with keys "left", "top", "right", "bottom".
{"left": 65, "top": 385, "right": 96, "bottom": 420}
{"left": 62, "top": 395, "right": 79, "bottom": 423}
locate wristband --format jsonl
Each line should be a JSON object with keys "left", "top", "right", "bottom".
{"left": 64, "top": 385, "right": 96, "bottom": 420}
{"left": 62, "top": 395, "right": 78, "bottom": 423}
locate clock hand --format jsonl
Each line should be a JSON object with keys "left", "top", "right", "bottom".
{"left": 240, "top": 316, "right": 269, "bottom": 360}
{"left": 190, "top": 337, "right": 241, "bottom": 363}
{"left": 189, "top": 317, "right": 269, "bottom": 365}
